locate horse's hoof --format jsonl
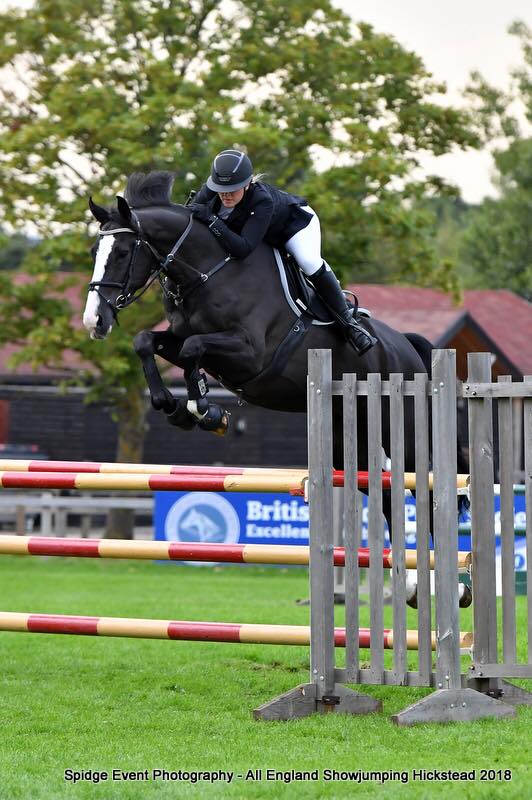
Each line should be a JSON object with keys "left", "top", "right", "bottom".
{"left": 405, "top": 571, "right": 418, "bottom": 608}
{"left": 214, "top": 412, "right": 230, "bottom": 436}
{"left": 407, "top": 583, "right": 471, "bottom": 610}
{"left": 459, "top": 583, "right": 472, "bottom": 608}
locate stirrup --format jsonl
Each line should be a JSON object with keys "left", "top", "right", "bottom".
{"left": 347, "top": 332, "right": 376, "bottom": 356}
{"left": 342, "top": 316, "right": 377, "bottom": 356}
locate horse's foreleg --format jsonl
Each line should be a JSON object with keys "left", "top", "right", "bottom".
{"left": 179, "top": 330, "right": 257, "bottom": 436}
{"left": 184, "top": 366, "right": 229, "bottom": 435}
{"left": 133, "top": 329, "right": 197, "bottom": 430}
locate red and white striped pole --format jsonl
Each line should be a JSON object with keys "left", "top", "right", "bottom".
{"left": 0, "top": 611, "right": 473, "bottom": 650}
{"left": 0, "top": 535, "right": 472, "bottom": 570}
{"left": 0, "top": 466, "right": 469, "bottom": 492}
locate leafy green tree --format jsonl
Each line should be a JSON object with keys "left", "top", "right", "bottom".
{"left": 459, "top": 140, "right": 532, "bottom": 299}
{"left": 460, "top": 21, "right": 532, "bottom": 299}
{"left": 0, "top": 0, "right": 479, "bottom": 512}
{"left": 413, "top": 196, "right": 473, "bottom": 293}
{"left": 0, "top": 1, "right": 477, "bottom": 261}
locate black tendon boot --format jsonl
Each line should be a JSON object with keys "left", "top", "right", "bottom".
{"left": 308, "top": 264, "right": 378, "bottom": 355}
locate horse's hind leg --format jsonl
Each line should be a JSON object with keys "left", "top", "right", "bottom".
{"left": 382, "top": 406, "right": 423, "bottom": 608}
{"left": 133, "top": 329, "right": 197, "bottom": 430}
{"left": 403, "top": 494, "right": 471, "bottom": 609}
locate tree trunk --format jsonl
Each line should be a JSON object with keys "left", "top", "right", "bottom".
{"left": 104, "top": 388, "right": 148, "bottom": 539}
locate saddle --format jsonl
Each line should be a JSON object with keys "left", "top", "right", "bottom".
{"left": 273, "top": 249, "right": 370, "bottom": 324}
{"left": 209, "top": 248, "right": 373, "bottom": 396}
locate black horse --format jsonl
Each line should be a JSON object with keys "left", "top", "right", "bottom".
{"left": 84, "top": 172, "right": 431, "bottom": 446}
{"left": 83, "top": 172, "right": 470, "bottom": 605}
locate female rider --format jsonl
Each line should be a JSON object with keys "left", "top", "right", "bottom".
{"left": 188, "top": 149, "right": 377, "bottom": 356}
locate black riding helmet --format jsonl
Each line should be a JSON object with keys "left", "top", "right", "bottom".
{"left": 206, "top": 149, "right": 253, "bottom": 192}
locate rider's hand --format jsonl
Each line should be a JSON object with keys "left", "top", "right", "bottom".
{"left": 189, "top": 203, "right": 214, "bottom": 224}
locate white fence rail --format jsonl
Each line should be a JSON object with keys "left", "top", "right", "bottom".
{"left": 0, "top": 493, "right": 153, "bottom": 537}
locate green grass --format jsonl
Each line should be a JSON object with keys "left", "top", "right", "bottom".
{"left": 0, "top": 556, "right": 530, "bottom": 800}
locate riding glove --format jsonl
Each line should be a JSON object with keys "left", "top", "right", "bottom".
{"left": 188, "top": 203, "right": 214, "bottom": 224}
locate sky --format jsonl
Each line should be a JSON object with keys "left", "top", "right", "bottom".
{"left": 335, "top": 1, "right": 531, "bottom": 202}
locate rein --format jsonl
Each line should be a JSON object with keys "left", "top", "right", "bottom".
{"left": 89, "top": 213, "right": 232, "bottom": 320}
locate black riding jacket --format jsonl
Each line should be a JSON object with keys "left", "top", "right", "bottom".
{"left": 194, "top": 181, "right": 312, "bottom": 259}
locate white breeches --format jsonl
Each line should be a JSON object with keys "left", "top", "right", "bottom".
{"left": 284, "top": 206, "right": 323, "bottom": 276}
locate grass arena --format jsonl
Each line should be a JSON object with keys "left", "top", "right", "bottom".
{"left": 1, "top": 558, "right": 529, "bottom": 799}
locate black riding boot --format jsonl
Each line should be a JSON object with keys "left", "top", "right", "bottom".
{"left": 308, "top": 264, "right": 378, "bottom": 356}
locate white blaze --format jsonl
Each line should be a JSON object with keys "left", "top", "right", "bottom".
{"left": 83, "top": 235, "right": 115, "bottom": 332}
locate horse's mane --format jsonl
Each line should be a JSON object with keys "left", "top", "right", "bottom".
{"left": 124, "top": 171, "right": 175, "bottom": 207}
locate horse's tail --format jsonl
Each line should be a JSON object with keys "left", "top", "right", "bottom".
{"left": 404, "top": 332, "right": 433, "bottom": 377}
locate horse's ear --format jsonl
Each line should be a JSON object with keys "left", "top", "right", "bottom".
{"left": 116, "top": 195, "right": 132, "bottom": 223}
{"left": 89, "top": 197, "right": 110, "bottom": 224}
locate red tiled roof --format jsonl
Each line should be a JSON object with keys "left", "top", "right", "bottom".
{"left": 461, "top": 290, "right": 532, "bottom": 375}
{"left": 0, "top": 273, "right": 91, "bottom": 378}
{"left": 364, "top": 307, "right": 467, "bottom": 345}
{"left": 350, "top": 285, "right": 532, "bottom": 376}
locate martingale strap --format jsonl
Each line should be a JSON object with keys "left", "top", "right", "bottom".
{"left": 174, "top": 255, "right": 233, "bottom": 305}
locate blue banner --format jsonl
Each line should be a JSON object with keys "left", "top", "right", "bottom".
{"left": 155, "top": 491, "right": 309, "bottom": 547}
{"left": 154, "top": 490, "right": 526, "bottom": 574}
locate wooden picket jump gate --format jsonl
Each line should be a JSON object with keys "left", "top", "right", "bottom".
{"left": 254, "top": 349, "right": 532, "bottom": 724}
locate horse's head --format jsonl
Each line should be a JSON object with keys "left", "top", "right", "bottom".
{"left": 83, "top": 172, "right": 194, "bottom": 340}
{"left": 83, "top": 195, "right": 162, "bottom": 339}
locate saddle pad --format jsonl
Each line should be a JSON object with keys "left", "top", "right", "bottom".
{"left": 272, "top": 249, "right": 370, "bottom": 323}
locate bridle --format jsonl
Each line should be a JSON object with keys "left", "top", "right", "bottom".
{"left": 89, "top": 210, "right": 232, "bottom": 321}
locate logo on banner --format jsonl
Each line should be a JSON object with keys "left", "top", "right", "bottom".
{"left": 164, "top": 492, "right": 240, "bottom": 543}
